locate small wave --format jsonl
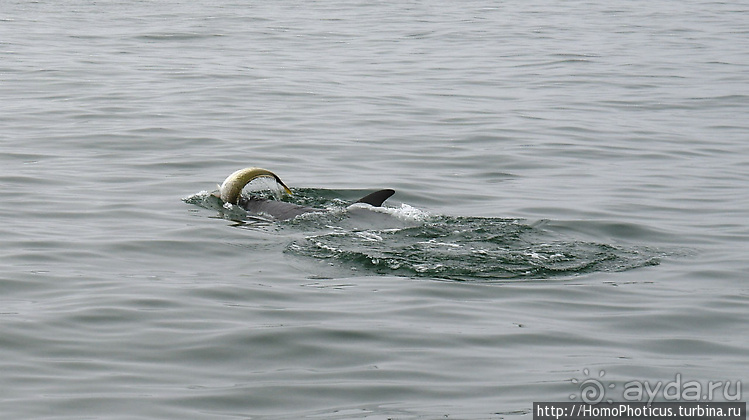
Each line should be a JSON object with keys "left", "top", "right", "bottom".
{"left": 182, "top": 190, "right": 250, "bottom": 221}
{"left": 136, "top": 32, "right": 225, "bottom": 41}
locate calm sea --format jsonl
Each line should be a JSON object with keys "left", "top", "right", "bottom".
{"left": 1, "top": 1, "right": 748, "bottom": 419}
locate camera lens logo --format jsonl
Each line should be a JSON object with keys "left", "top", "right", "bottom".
{"left": 570, "top": 368, "right": 616, "bottom": 404}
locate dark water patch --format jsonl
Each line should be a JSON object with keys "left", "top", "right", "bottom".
{"left": 287, "top": 216, "right": 662, "bottom": 282}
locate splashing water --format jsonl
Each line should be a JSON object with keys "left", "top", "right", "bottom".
{"left": 185, "top": 189, "right": 662, "bottom": 281}
{"left": 287, "top": 215, "right": 661, "bottom": 281}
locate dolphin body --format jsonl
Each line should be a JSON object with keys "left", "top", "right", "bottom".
{"left": 213, "top": 167, "right": 395, "bottom": 221}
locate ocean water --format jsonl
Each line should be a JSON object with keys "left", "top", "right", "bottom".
{"left": 1, "top": 0, "right": 748, "bottom": 418}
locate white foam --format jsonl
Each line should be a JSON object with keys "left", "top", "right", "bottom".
{"left": 182, "top": 190, "right": 210, "bottom": 201}
{"left": 347, "top": 203, "right": 430, "bottom": 221}
{"left": 417, "top": 239, "right": 460, "bottom": 248}
{"left": 355, "top": 231, "right": 383, "bottom": 242}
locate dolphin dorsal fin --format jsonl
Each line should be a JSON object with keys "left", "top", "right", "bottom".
{"left": 355, "top": 189, "right": 395, "bottom": 207}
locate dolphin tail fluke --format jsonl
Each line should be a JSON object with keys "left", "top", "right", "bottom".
{"left": 355, "top": 189, "right": 395, "bottom": 207}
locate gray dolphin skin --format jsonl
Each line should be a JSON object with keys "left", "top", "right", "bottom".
{"left": 213, "top": 167, "right": 395, "bottom": 221}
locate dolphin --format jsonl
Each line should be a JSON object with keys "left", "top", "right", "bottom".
{"left": 213, "top": 167, "right": 395, "bottom": 221}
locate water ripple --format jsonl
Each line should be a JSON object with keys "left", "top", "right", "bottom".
{"left": 288, "top": 215, "right": 662, "bottom": 282}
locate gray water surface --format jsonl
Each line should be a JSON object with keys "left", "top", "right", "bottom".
{"left": 2, "top": 1, "right": 748, "bottom": 418}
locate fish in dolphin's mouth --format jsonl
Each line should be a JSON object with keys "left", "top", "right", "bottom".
{"left": 211, "top": 167, "right": 395, "bottom": 221}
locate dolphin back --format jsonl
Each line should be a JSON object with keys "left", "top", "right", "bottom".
{"left": 238, "top": 196, "right": 320, "bottom": 221}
